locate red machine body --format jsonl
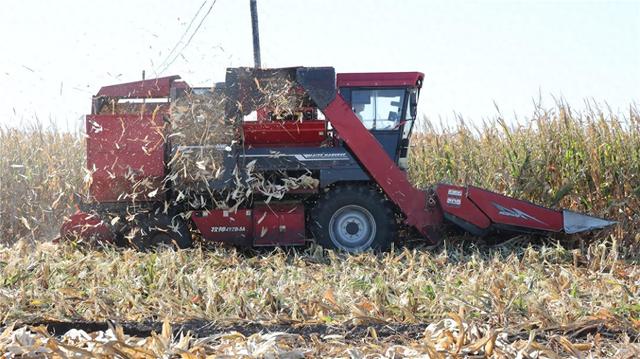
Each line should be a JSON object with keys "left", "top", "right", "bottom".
{"left": 252, "top": 204, "right": 306, "bottom": 246}
{"left": 61, "top": 211, "right": 113, "bottom": 243}
{"left": 434, "top": 184, "right": 492, "bottom": 232}
{"left": 85, "top": 76, "right": 178, "bottom": 203}
{"left": 466, "top": 186, "right": 563, "bottom": 232}
{"left": 243, "top": 120, "right": 327, "bottom": 147}
{"left": 61, "top": 68, "right": 614, "bottom": 251}
{"left": 191, "top": 209, "right": 254, "bottom": 245}
{"left": 434, "top": 184, "right": 565, "bottom": 236}
{"left": 95, "top": 76, "right": 179, "bottom": 98}
{"left": 86, "top": 112, "right": 167, "bottom": 202}
{"left": 190, "top": 204, "right": 305, "bottom": 246}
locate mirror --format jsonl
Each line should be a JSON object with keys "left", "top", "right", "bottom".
{"left": 410, "top": 92, "right": 418, "bottom": 118}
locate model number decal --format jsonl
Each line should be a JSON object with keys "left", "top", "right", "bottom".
{"left": 211, "top": 226, "right": 247, "bottom": 233}
{"left": 294, "top": 153, "right": 349, "bottom": 161}
{"left": 447, "top": 197, "right": 462, "bottom": 206}
{"left": 241, "top": 153, "right": 350, "bottom": 161}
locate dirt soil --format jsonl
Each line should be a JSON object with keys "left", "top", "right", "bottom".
{"left": 22, "top": 319, "right": 631, "bottom": 344}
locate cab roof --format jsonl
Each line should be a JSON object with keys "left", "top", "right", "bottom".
{"left": 337, "top": 72, "right": 424, "bottom": 88}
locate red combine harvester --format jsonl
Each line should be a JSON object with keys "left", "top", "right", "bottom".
{"left": 61, "top": 67, "right": 615, "bottom": 252}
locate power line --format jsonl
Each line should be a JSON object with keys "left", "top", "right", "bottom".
{"left": 155, "top": 0, "right": 208, "bottom": 73}
{"left": 157, "top": 0, "right": 218, "bottom": 75}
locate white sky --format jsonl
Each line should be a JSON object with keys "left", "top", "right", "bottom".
{"left": 0, "top": 0, "right": 638, "bottom": 131}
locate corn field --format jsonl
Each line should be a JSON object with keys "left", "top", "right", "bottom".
{"left": 0, "top": 123, "right": 85, "bottom": 244}
{"left": 0, "top": 102, "right": 639, "bottom": 357}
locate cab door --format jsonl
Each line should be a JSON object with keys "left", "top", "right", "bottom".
{"left": 338, "top": 87, "right": 407, "bottom": 163}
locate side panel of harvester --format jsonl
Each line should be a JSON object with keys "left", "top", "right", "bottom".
{"left": 85, "top": 76, "right": 179, "bottom": 203}
{"left": 61, "top": 77, "right": 179, "bottom": 241}
{"left": 192, "top": 205, "right": 306, "bottom": 246}
{"left": 86, "top": 112, "right": 167, "bottom": 202}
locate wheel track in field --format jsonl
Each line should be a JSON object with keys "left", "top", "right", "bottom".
{"left": 16, "top": 319, "right": 635, "bottom": 343}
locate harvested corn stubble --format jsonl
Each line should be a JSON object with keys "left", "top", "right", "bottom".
{"left": 1, "top": 319, "right": 638, "bottom": 358}
{"left": 0, "top": 241, "right": 638, "bottom": 358}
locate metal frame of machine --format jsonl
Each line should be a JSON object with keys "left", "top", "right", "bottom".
{"left": 61, "top": 67, "right": 615, "bottom": 252}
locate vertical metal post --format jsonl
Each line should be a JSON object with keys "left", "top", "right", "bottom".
{"left": 250, "top": 0, "right": 261, "bottom": 68}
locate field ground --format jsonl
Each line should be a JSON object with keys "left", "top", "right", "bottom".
{"left": 1, "top": 103, "right": 639, "bottom": 357}
{"left": 0, "top": 239, "right": 638, "bottom": 357}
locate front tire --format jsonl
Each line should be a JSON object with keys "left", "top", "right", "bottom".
{"left": 310, "top": 185, "right": 397, "bottom": 253}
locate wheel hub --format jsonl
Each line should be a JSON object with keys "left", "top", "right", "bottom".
{"left": 328, "top": 205, "right": 376, "bottom": 251}
{"left": 345, "top": 221, "right": 359, "bottom": 235}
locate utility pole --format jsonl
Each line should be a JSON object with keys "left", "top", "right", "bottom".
{"left": 250, "top": 0, "right": 261, "bottom": 68}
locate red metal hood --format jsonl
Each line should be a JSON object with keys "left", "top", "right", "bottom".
{"left": 96, "top": 75, "right": 181, "bottom": 98}
{"left": 337, "top": 72, "right": 424, "bottom": 87}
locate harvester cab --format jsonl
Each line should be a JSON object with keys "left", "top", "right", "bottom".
{"left": 61, "top": 66, "right": 616, "bottom": 252}
{"left": 336, "top": 72, "right": 422, "bottom": 170}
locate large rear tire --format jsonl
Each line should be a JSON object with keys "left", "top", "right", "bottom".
{"left": 310, "top": 185, "right": 397, "bottom": 253}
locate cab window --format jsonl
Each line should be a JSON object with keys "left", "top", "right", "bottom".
{"left": 351, "top": 89, "right": 405, "bottom": 130}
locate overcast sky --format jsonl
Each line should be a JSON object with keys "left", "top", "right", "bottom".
{"left": 0, "top": 0, "right": 638, "bottom": 130}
